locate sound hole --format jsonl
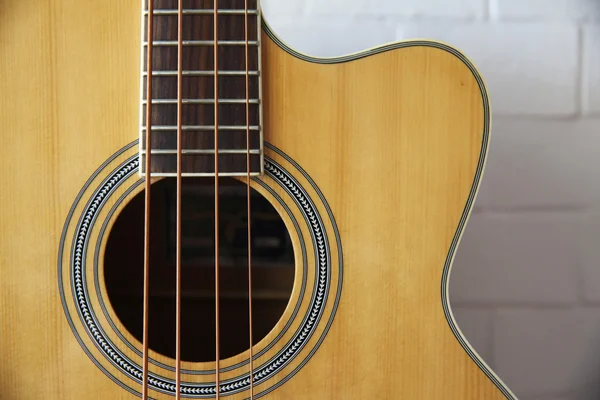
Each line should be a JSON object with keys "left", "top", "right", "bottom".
{"left": 104, "top": 177, "right": 295, "bottom": 363}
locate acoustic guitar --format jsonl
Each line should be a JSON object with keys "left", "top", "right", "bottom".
{"left": 0, "top": 0, "right": 516, "bottom": 399}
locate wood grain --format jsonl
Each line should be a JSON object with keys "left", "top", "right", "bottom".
{"left": 0, "top": 0, "right": 513, "bottom": 398}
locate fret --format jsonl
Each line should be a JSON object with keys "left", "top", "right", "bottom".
{"left": 143, "top": 0, "right": 259, "bottom": 11}
{"left": 143, "top": 99, "right": 260, "bottom": 105}
{"left": 141, "top": 104, "right": 260, "bottom": 126}
{"left": 144, "top": 40, "right": 259, "bottom": 46}
{"left": 139, "top": 172, "right": 262, "bottom": 178}
{"left": 143, "top": 12, "right": 258, "bottom": 42}
{"left": 140, "top": 154, "right": 262, "bottom": 175}
{"left": 141, "top": 149, "right": 261, "bottom": 155}
{"left": 141, "top": 130, "right": 261, "bottom": 151}
{"left": 143, "top": 70, "right": 259, "bottom": 76}
{"left": 143, "top": 47, "right": 259, "bottom": 72}
{"left": 144, "top": 9, "right": 260, "bottom": 15}
{"left": 141, "top": 125, "right": 261, "bottom": 131}
{"left": 142, "top": 75, "right": 259, "bottom": 100}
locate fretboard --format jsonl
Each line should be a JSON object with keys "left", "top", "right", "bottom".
{"left": 139, "top": 0, "right": 262, "bottom": 177}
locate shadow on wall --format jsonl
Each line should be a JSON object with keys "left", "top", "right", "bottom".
{"left": 572, "top": 323, "right": 600, "bottom": 400}
{"left": 577, "top": 11, "right": 600, "bottom": 400}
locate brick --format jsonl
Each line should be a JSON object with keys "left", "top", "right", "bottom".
{"left": 475, "top": 118, "right": 600, "bottom": 210}
{"left": 300, "top": 0, "right": 485, "bottom": 19}
{"left": 581, "top": 213, "right": 600, "bottom": 302}
{"left": 449, "top": 213, "right": 580, "bottom": 304}
{"left": 493, "top": 0, "right": 600, "bottom": 21}
{"left": 494, "top": 308, "right": 600, "bottom": 396}
{"left": 450, "top": 307, "right": 494, "bottom": 367}
{"left": 394, "top": 22, "right": 579, "bottom": 115}
{"left": 583, "top": 25, "right": 600, "bottom": 115}
{"left": 260, "top": 17, "right": 396, "bottom": 58}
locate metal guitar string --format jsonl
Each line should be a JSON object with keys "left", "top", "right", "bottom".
{"left": 142, "top": 0, "right": 154, "bottom": 398}
{"left": 244, "top": 0, "right": 254, "bottom": 398}
{"left": 214, "top": 1, "right": 222, "bottom": 398}
{"left": 176, "top": 0, "right": 184, "bottom": 398}
{"left": 143, "top": 2, "right": 245, "bottom": 398}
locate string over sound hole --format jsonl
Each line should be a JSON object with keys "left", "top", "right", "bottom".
{"left": 104, "top": 177, "right": 294, "bottom": 362}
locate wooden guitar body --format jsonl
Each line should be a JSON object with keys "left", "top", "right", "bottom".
{"left": 0, "top": 1, "right": 514, "bottom": 399}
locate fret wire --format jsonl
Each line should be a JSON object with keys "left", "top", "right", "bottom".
{"left": 143, "top": 40, "right": 259, "bottom": 46}
{"left": 142, "top": 70, "right": 259, "bottom": 76}
{"left": 139, "top": 172, "right": 262, "bottom": 177}
{"left": 140, "top": 126, "right": 261, "bottom": 131}
{"left": 143, "top": 9, "right": 260, "bottom": 15}
{"left": 140, "top": 149, "right": 261, "bottom": 155}
{"left": 142, "top": 99, "right": 260, "bottom": 104}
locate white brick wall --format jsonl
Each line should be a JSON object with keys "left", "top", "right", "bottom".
{"left": 305, "top": 0, "right": 486, "bottom": 19}
{"left": 261, "top": 0, "right": 600, "bottom": 398}
{"left": 491, "top": 0, "right": 600, "bottom": 22}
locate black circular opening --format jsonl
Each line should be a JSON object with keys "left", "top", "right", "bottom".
{"left": 104, "top": 177, "right": 295, "bottom": 362}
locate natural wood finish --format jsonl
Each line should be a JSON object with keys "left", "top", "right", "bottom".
{"left": 259, "top": 39, "right": 508, "bottom": 399}
{"left": 0, "top": 0, "right": 512, "bottom": 399}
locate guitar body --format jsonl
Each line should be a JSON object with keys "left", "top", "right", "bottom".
{"left": 0, "top": 1, "right": 513, "bottom": 399}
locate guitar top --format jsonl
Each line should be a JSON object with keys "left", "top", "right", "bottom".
{"left": 0, "top": 1, "right": 515, "bottom": 399}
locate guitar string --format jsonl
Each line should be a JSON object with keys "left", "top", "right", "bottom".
{"left": 244, "top": 0, "right": 254, "bottom": 398}
{"left": 142, "top": 0, "right": 154, "bottom": 399}
{"left": 214, "top": 0, "right": 221, "bottom": 398}
{"left": 144, "top": 4, "right": 245, "bottom": 399}
{"left": 176, "top": 0, "right": 184, "bottom": 398}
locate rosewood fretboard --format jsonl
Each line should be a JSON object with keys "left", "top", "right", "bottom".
{"left": 140, "top": 0, "right": 262, "bottom": 177}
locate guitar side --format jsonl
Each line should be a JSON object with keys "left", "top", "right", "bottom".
{"left": 0, "top": 1, "right": 514, "bottom": 399}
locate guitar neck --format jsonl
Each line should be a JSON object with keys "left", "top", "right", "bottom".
{"left": 139, "top": 0, "right": 263, "bottom": 177}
